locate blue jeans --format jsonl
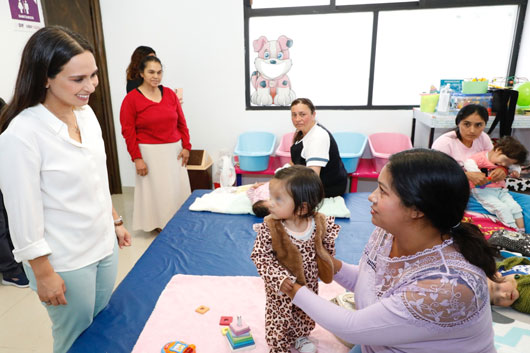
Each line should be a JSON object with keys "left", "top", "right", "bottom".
{"left": 349, "top": 344, "right": 363, "bottom": 353}
{"left": 24, "top": 240, "right": 118, "bottom": 353}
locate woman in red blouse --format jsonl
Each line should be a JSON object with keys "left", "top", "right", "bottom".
{"left": 120, "top": 56, "right": 191, "bottom": 232}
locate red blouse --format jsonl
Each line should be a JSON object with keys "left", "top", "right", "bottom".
{"left": 120, "top": 86, "right": 191, "bottom": 161}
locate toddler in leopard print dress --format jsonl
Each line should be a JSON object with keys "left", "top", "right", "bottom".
{"left": 250, "top": 165, "right": 339, "bottom": 353}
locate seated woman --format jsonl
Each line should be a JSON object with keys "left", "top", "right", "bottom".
{"left": 431, "top": 104, "right": 506, "bottom": 186}
{"left": 289, "top": 98, "right": 348, "bottom": 197}
{"left": 281, "top": 148, "right": 499, "bottom": 353}
{"left": 432, "top": 104, "right": 530, "bottom": 233}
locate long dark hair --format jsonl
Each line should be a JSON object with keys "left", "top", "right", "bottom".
{"left": 454, "top": 104, "right": 489, "bottom": 141}
{"left": 138, "top": 56, "right": 162, "bottom": 73}
{"left": 273, "top": 165, "right": 324, "bottom": 219}
{"left": 0, "top": 26, "right": 93, "bottom": 132}
{"left": 291, "top": 98, "right": 316, "bottom": 143}
{"left": 126, "top": 46, "right": 156, "bottom": 81}
{"left": 387, "top": 148, "right": 498, "bottom": 280}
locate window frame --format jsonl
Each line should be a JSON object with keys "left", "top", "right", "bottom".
{"left": 243, "top": 0, "right": 528, "bottom": 110}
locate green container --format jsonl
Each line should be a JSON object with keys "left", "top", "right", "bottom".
{"left": 462, "top": 80, "right": 488, "bottom": 94}
{"left": 420, "top": 94, "right": 440, "bottom": 113}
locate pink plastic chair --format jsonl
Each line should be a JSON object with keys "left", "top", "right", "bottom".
{"left": 368, "top": 132, "right": 413, "bottom": 173}
{"left": 275, "top": 132, "right": 295, "bottom": 165}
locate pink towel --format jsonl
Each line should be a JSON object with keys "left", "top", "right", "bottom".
{"left": 132, "top": 275, "right": 350, "bottom": 353}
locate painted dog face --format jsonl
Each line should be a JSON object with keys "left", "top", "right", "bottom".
{"left": 253, "top": 35, "right": 293, "bottom": 80}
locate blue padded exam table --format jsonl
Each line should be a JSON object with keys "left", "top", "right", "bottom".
{"left": 68, "top": 190, "right": 375, "bottom": 353}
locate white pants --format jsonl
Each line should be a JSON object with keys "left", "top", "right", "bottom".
{"left": 471, "top": 187, "right": 523, "bottom": 228}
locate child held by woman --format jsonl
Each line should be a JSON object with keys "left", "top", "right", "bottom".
{"left": 464, "top": 136, "right": 528, "bottom": 232}
{"left": 250, "top": 165, "right": 339, "bottom": 353}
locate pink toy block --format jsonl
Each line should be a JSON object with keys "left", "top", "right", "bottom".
{"left": 230, "top": 316, "right": 250, "bottom": 336}
{"left": 220, "top": 316, "right": 233, "bottom": 326}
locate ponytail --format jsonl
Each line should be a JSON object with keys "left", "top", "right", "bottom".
{"left": 293, "top": 130, "right": 303, "bottom": 143}
{"left": 449, "top": 222, "right": 499, "bottom": 280}
{"left": 388, "top": 149, "right": 498, "bottom": 281}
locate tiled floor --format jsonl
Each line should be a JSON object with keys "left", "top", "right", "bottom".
{"left": 0, "top": 187, "right": 155, "bottom": 353}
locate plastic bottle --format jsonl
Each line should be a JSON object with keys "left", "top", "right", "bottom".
{"left": 219, "top": 155, "right": 235, "bottom": 188}
{"left": 437, "top": 84, "right": 451, "bottom": 113}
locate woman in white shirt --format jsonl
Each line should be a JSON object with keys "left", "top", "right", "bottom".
{"left": 290, "top": 98, "right": 348, "bottom": 197}
{"left": 0, "top": 26, "right": 131, "bottom": 353}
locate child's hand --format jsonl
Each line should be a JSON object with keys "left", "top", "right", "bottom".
{"left": 510, "top": 171, "right": 520, "bottom": 178}
{"left": 489, "top": 167, "right": 507, "bottom": 182}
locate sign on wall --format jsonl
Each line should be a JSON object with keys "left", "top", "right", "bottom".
{"left": 8, "top": 0, "right": 43, "bottom": 32}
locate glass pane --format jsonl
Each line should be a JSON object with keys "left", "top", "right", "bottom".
{"left": 252, "top": 0, "right": 329, "bottom": 9}
{"left": 373, "top": 5, "right": 517, "bottom": 106}
{"left": 249, "top": 13, "right": 373, "bottom": 106}
{"left": 336, "top": 0, "right": 415, "bottom": 4}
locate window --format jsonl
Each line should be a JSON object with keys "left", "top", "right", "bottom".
{"left": 374, "top": 5, "right": 518, "bottom": 105}
{"left": 249, "top": 12, "right": 373, "bottom": 105}
{"left": 336, "top": 0, "right": 414, "bottom": 4}
{"left": 244, "top": 0, "right": 527, "bottom": 109}
{"left": 252, "top": 0, "right": 329, "bottom": 9}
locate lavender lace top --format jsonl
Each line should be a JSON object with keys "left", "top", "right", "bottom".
{"left": 292, "top": 227, "right": 496, "bottom": 353}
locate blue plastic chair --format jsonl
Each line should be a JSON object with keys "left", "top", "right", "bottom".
{"left": 234, "top": 131, "right": 276, "bottom": 171}
{"left": 333, "top": 132, "right": 368, "bottom": 173}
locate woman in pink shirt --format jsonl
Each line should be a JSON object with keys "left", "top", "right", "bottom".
{"left": 280, "top": 149, "right": 498, "bottom": 353}
{"left": 431, "top": 104, "right": 506, "bottom": 186}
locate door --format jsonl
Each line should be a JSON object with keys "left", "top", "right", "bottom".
{"left": 41, "top": 0, "right": 122, "bottom": 194}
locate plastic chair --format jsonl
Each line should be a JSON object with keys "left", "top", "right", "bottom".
{"left": 368, "top": 132, "right": 412, "bottom": 173}
{"left": 234, "top": 131, "right": 276, "bottom": 171}
{"left": 275, "top": 132, "right": 295, "bottom": 165}
{"left": 333, "top": 132, "right": 368, "bottom": 173}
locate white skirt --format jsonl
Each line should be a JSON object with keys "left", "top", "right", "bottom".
{"left": 133, "top": 142, "right": 191, "bottom": 231}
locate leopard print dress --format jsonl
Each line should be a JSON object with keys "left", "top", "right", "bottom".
{"left": 251, "top": 216, "right": 339, "bottom": 353}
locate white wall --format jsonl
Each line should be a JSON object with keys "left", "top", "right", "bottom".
{"left": 2, "top": 1, "right": 529, "bottom": 187}
{"left": 99, "top": 0, "right": 413, "bottom": 186}
{"left": 0, "top": 1, "right": 43, "bottom": 101}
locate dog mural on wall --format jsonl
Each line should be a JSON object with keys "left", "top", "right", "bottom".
{"left": 251, "top": 35, "right": 296, "bottom": 106}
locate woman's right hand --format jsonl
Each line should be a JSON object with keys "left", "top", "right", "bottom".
{"left": 134, "top": 158, "right": 148, "bottom": 176}
{"left": 280, "top": 278, "right": 302, "bottom": 299}
{"left": 465, "top": 171, "right": 489, "bottom": 186}
{"left": 36, "top": 272, "right": 67, "bottom": 306}
{"left": 29, "top": 256, "right": 67, "bottom": 306}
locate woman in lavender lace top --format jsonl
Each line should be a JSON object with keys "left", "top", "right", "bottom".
{"left": 281, "top": 149, "right": 499, "bottom": 353}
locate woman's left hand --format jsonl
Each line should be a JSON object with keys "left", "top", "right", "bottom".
{"left": 489, "top": 167, "right": 508, "bottom": 182}
{"left": 178, "top": 148, "right": 190, "bottom": 167}
{"left": 115, "top": 225, "right": 132, "bottom": 249}
{"left": 280, "top": 278, "right": 302, "bottom": 299}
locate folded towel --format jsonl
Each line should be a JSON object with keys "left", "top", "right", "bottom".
{"left": 189, "top": 187, "right": 350, "bottom": 218}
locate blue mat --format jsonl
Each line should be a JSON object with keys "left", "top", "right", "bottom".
{"left": 467, "top": 192, "right": 530, "bottom": 233}
{"left": 68, "top": 190, "right": 374, "bottom": 353}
